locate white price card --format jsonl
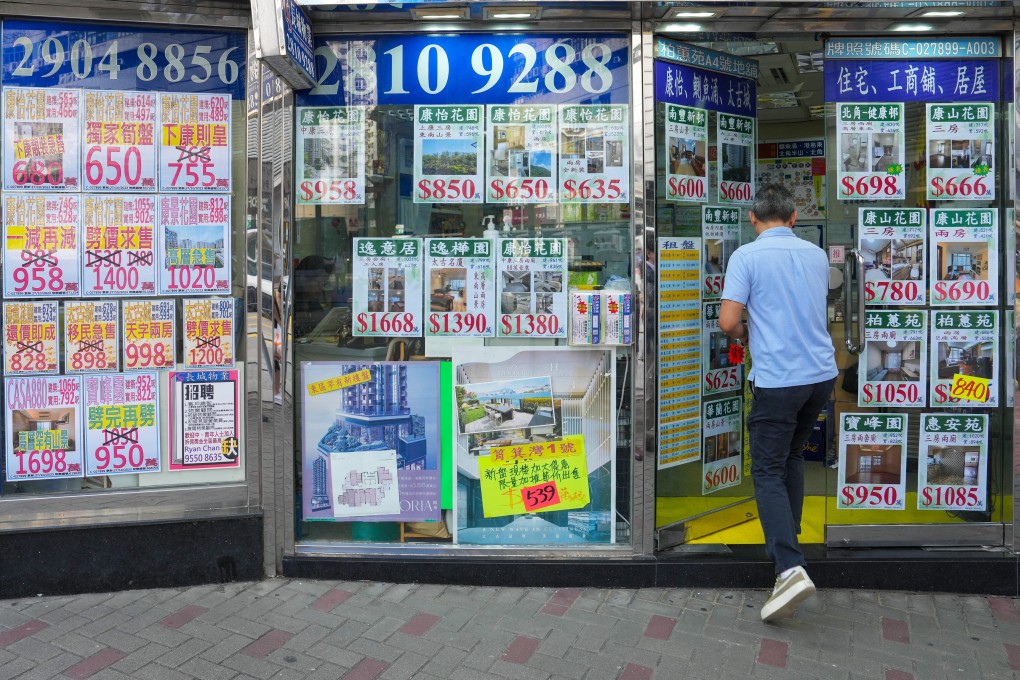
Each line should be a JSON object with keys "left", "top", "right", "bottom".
{"left": 82, "top": 194, "right": 157, "bottom": 296}
{"left": 3, "top": 87, "right": 81, "bottom": 191}
{"left": 82, "top": 91, "right": 157, "bottom": 191}
{"left": 838, "top": 412, "right": 907, "bottom": 510}
{"left": 918, "top": 414, "right": 988, "bottom": 512}
{"left": 665, "top": 104, "right": 708, "bottom": 203}
{"left": 3, "top": 301, "right": 58, "bottom": 375}
{"left": 84, "top": 372, "right": 160, "bottom": 476}
{"left": 157, "top": 194, "right": 231, "bottom": 295}
{"left": 929, "top": 208, "right": 997, "bottom": 306}
{"left": 496, "top": 238, "right": 568, "bottom": 339}
{"left": 559, "top": 105, "right": 629, "bottom": 204}
{"left": 159, "top": 92, "right": 231, "bottom": 191}
{"left": 836, "top": 103, "right": 904, "bottom": 200}
{"left": 352, "top": 238, "right": 424, "bottom": 337}
{"left": 858, "top": 207, "right": 925, "bottom": 306}
{"left": 3, "top": 193, "right": 81, "bottom": 297}
{"left": 424, "top": 238, "right": 494, "bottom": 337}
{"left": 926, "top": 103, "right": 994, "bottom": 201}
{"left": 702, "top": 396, "right": 742, "bottom": 495}
{"left": 486, "top": 105, "right": 557, "bottom": 204}
{"left": 65, "top": 300, "right": 119, "bottom": 374}
{"left": 296, "top": 106, "right": 366, "bottom": 205}
{"left": 5, "top": 375, "right": 83, "bottom": 482}
{"left": 414, "top": 105, "right": 483, "bottom": 204}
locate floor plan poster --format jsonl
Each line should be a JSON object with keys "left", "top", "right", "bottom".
{"left": 930, "top": 310, "right": 998, "bottom": 408}
{"left": 424, "top": 238, "right": 495, "bottom": 338}
{"left": 3, "top": 193, "right": 81, "bottom": 297}
{"left": 300, "top": 361, "right": 442, "bottom": 522}
{"left": 414, "top": 105, "right": 483, "bottom": 204}
{"left": 82, "top": 194, "right": 157, "bottom": 296}
{"left": 169, "top": 370, "right": 241, "bottom": 470}
{"left": 83, "top": 372, "right": 160, "bottom": 476}
{"left": 82, "top": 90, "right": 157, "bottom": 191}
{"left": 717, "top": 113, "right": 754, "bottom": 205}
{"left": 352, "top": 237, "right": 423, "bottom": 337}
{"left": 859, "top": 310, "right": 927, "bottom": 408}
{"left": 929, "top": 208, "right": 998, "bottom": 306}
{"left": 918, "top": 413, "right": 988, "bottom": 512}
{"left": 453, "top": 347, "right": 615, "bottom": 545}
{"left": 5, "top": 375, "right": 83, "bottom": 482}
{"left": 836, "top": 103, "right": 905, "bottom": 200}
{"left": 702, "top": 205, "right": 740, "bottom": 298}
{"left": 64, "top": 300, "right": 119, "bottom": 374}
{"left": 157, "top": 194, "right": 231, "bottom": 295}
{"left": 158, "top": 92, "right": 231, "bottom": 192}
{"left": 702, "top": 396, "right": 742, "bottom": 495}
{"left": 296, "top": 106, "right": 366, "bottom": 205}
{"left": 558, "top": 104, "right": 629, "bottom": 204}
{"left": 486, "top": 105, "right": 557, "bottom": 204}
{"left": 838, "top": 413, "right": 907, "bottom": 510}
{"left": 3, "top": 87, "right": 81, "bottom": 191}
{"left": 3, "top": 301, "right": 58, "bottom": 374}
{"left": 664, "top": 104, "right": 708, "bottom": 203}
{"left": 926, "top": 103, "right": 994, "bottom": 201}
{"left": 496, "top": 238, "right": 568, "bottom": 339}
{"left": 858, "top": 207, "right": 926, "bottom": 306}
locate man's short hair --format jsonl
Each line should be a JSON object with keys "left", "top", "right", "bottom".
{"left": 750, "top": 183, "right": 796, "bottom": 223}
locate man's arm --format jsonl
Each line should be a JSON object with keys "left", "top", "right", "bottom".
{"left": 719, "top": 299, "right": 747, "bottom": 340}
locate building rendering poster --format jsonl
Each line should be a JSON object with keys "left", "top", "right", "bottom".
{"left": 300, "top": 361, "right": 443, "bottom": 523}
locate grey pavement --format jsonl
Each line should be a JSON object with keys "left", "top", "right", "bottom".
{"left": 1, "top": 579, "right": 1019, "bottom": 680}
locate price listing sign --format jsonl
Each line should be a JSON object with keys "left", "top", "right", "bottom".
{"left": 352, "top": 238, "right": 423, "bottom": 337}
{"left": 424, "top": 238, "right": 494, "bottom": 337}
{"left": 296, "top": 106, "right": 366, "bottom": 205}
{"left": 859, "top": 310, "right": 927, "bottom": 407}
{"left": 702, "top": 302, "right": 743, "bottom": 395}
{"left": 3, "top": 301, "right": 58, "bottom": 374}
{"left": 665, "top": 104, "right": 708, "bottom": 203}
{"left": 5, "top": 375, "right": 83, "bottom": 482}
{"left": 184, "top": 298, "right": 235, "bottom": 368}
{"left": 157, "top": 194, "right": 231, "bottom": 294}
{"left": 476, "top": 435, "right": 589, "bottom": 518}
{"left": 414, "top": 105, "right": 483, "bottom": 204}
{"left": 486, "top": 105, "right": 557, "bottom": 204}
{"left": 496, "top": 238, "right": 568, "bottom": 338}
{"left": 717, "top": 113, "right": 754, "bottom": 204}
{"left": 858, "top": 207, "right": 925, "bottom": 306}
{"left": 83, "top": 194, "right": 157, "bottom": 296}
{"left": 65, "top": 300, "right": 119, "bottom": 373}
{"left": 159, "top": 92, "right": 231, "bottom": 191}
{"left": 836, "top": 103, "right": 905, "bottom": 200}
{"left": 702, "top": 206, "right": 740, "bottom": 298}
{"left": 3, "top": 86, "right": 81, "bottom": 190}
{"left": 3, "top": 193, "right": 81, "bottom": 297}
{"left": 558, "top": 105, "right": 629, "bottom": 203}
{"left": 170, "top": 370, "right": 240, "bottom": 470}
{"left": 83, "top": 90, "right": 157, "bottom": 191}
{"left": 837, "top": 413, "right": 907, "bottom": 510}
{"left": 926, "top": 103, "right": 994, "bottom": 201}
{"left": 930, "top": 310, "right": 998, "bottom": 407}
{"left": 84, "top": 372, "right": 160, "bottom": 476}
{"left": 122, "top": 300, "right": 175, "bottom": 370}
{"left": 702, "top": 396, "right": 743, "bottom": 495}
{"left": 918, "top": 414, "right": 988, "bottom": 512}
{"left": 929, "top": 208, "right": 997, "bottom": 306}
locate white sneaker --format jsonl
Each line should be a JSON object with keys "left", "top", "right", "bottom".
{"left": 760, "top": 566, "right": 815, "bottom": 622}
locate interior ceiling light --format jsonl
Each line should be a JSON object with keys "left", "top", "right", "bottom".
{"left": 410, "top": 6, "right": 470, "bottom": 21}
{"left": 483, "top": 6, "right": 542, "bottom": 20}
{"left": 890, "top": 23, "right": 934, "bottom": 32}
{"left": 665, "top": 9, "right": 719, "bottom": 19}
{"left": 660, "top": 23, "right": 705, "bottom": 33}
{"left": 795, "top": 51, "right": 824, "bottom": 74}
{"left": 917, "top": 10, "right": 966, "bottom": 17}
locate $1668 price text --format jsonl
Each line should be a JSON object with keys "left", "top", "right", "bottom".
{"left": 357, "top": 312, "right": 417, "bottom": 335}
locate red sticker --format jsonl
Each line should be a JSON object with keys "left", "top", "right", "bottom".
{"left": 520, "top": 481, "right": 561, "bottom": 511}
{"left": 728, "top": 343, "right": 745, "bottom": 366}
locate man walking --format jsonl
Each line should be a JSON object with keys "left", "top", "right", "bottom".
{"left": 718, "top": 183, "right": 837, "bottom": 622}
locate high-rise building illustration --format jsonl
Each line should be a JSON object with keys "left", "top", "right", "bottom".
{"left": 309, "top": 455, "right": 331, "bottom": 511}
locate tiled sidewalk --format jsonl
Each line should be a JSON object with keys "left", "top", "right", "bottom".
{"left": 0, "top": 579, "right": 1018, "bottom": 679}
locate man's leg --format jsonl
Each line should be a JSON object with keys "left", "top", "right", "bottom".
{"left": 784, "top": 378, "right": 837, "bottom": 535}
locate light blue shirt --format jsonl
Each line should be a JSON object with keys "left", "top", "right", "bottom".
{"left": 721, "top": 227, "right": 837, "bottom": 388}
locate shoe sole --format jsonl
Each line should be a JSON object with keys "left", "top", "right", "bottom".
{"left": 761, "top": 580, "right": 816, "bottom": 622}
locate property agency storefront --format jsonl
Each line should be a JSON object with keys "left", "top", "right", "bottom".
{"left": 2, "top": 0, "right": 1019, "bottom": 596}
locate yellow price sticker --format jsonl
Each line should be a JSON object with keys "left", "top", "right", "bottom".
{"left": 477, "top": 435, "right": 590, "bottom": 519}
{"left": 949, "top": 373, "right": 990, "bottom": 403}
{"left": 307, "top": 368, "right": 372, "bottom": 396}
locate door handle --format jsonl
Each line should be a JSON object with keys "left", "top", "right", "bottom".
{"left": 843, "top": 248, "right": 865, "bottom": 355}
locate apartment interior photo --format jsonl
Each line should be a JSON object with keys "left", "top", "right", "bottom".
{"left": 860, "top": 238, "right": 923, "bottom": 281}
{"left": 926, "top": 446, "right": 981, "bottom": 486}
{"left": 845, "top": 444, "right": 903, "bottom": 485}
{"left": 936, "top": 341, "right": 994, "bottom": 380}
{"left": 936, "top": 243, "right": 987, "bottom": 281}
{"left": 865, "top": 340, "right": 921, "bottom": 382}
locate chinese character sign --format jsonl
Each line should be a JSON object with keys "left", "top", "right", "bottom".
{"left": 64, "top": 300, "right": 119, "bottom": 373}
{"left": 296, "top": 106, "right": 366, "bottom": 205}
{"left": 170, "top": 370, "right": 240, "bottom": 470}
{"left": 837, "top": 413, "right": 908, "bottom": 510}
{"left": 558, "top": 105, "right": 629, "bottom": 204}
{"left": 5, "top": 375, "right": 83, "bottom": 482}
{"left": 702, "top": 302, "right": 742, "bottom": 396}
{"left": 836, "top": 103, "right": 904, "bottom": 200}
{"left": 3, "top": 86, "right": 81, "bottom": 190}
{"left": 929, "top": 208, "right": 997, "bottom": 306}
{"left": 702, "top": 205, "right": 740, "bottom": 298}
{"left": 352, "top": 238, "right": 424, "bottom": 337}
{"left": 702, "top": 396, "right": 742, "bottom": 495}
{"left": 414, "top": 105, "right": 483, "bottom": 204}
{"left": 717, "top": 113, "right": 754, "bottom": 205}
{"left": 926, "top": 103, "right": 994, "bottom": 201}
{"left": 824, "top": 59, "right": 999, "bottom": 103}
{"left": 918, "top": 414, "right": 988, "bottom": 512}
{"left": 184, "top": 298, "right": 235, "bottom": 368}
{"left": 122, "top": 300, "right": 176, "bottom": 370}
{"left": 82, "top": 194, "right": 157, "bottom": 296}
{"left": 159, "top": 92, "right": 231, "bottom": 191}
{"left": 496, "top": 238, "right": 568, "bottom": 338}
{"left": 930, "top": 311, "right": 998, "bottom": 408}
{"left": 424, "top": 238, "right": 494, "bottom": 338}
{"left": 665, "top": 104, "right": 708, "bottom": 203}
{"left": 486, "top": 105, "right": 557, "bottom": 204}
{"left": 3, "top": 193, "right": 81, "bottom": 297}
{"left": 858, "top": 310, "right": 927, "bottom": 407}
{"left": 82, "top": 90, "right": 157, "bottom": 191}
{"left": 477, "top": 435, "right": 589, "bottom": 518}
{"left": 3, "top": 301, "right": 58, "bottom": 374}
{"left": 157, "top": 194, "right": 231, "bottom": 294}
{"left": 858, "top": 208, "right": 925, "bottom": 306}
{"left": 84, "top": 372, "right": 160, "bottom": 476}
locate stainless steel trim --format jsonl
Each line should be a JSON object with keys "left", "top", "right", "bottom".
{"left": 1013, "top": 25, "right": 1020, "bottom": 555}
{"left": 826, "top": 523, "right": 1004, "bottom": 548}
{"left": 295, "top": 542, "right": 636, "bottom": 558}
{"left": 843, "top": 249, "right": 864, "bottom": 355}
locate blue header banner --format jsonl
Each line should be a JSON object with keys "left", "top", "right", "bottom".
{"left": 2, "top": 19, "right": 246, "bottom": 99}
{"left": 282, "top": 0, "right": 315, "bottom": 83}
{"left": 824, "top": 59, "right": 999, "bottom": 102}
{"left": 655, "top": 37, "right": 758, "bottom": 80}
{"left": 654, "top": 60, "right": 755, "bottom": 117}
{"left": 299, "top": 34, "right": 629, "bottom": 106}
{"left": 825, "top": 37, "right": 1000, "bottom": 60}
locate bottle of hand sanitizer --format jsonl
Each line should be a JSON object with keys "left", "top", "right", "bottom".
{"left": 482, "top": 215, "right": 499, "bottom": 239}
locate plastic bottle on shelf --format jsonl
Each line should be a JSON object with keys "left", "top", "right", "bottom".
{"left": 482, "top": 215, "right": 499, "bottom": 239}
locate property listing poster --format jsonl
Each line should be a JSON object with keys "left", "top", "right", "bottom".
{"left": 703, "top": 205, "right": 740, "bottom": 298}
{"left": 496, "top": 238, "right": 568, "bottom": 339}
{"left": 837, "top": 412, "right": 908, "bottom": 511}
{"left": 82, "top": 90, "right": 157, "bottom": 191}
{"left": 183, "top": 298, "right": 235, "bottom": 369}
{"left": 835, "top": 103, "right": 905, "bottom": 200}
{"left": 5, "top": 375, "right": 83, "bottom": 482}
{"left": 657, "top": 237, "right": 702, "bottom": 469}
{"left": 295, "top": 106, "right": 366, "bottom": 205}
{"left": 453, "top": 347, "right": 615, "bottom": 544}
{"left": 930, "top": 310, "right": 998, "bottom": 408}
{"left": 859, "top": 310, "right": 927, "bottom": 408}
{"left": 702, "top": 302, "right": 742, "bottom": 396}
{"left": 755, "top": 139, "right": 826, "bottom": 221}
{"left": 424, "top": 238, "right": 494, "bottom": 338}
{"left": 858, "top": 207, "right": 925, "bottom": 306}
{"left": 3, "top": 86, "right": 81, "bottom": 191}
{"left": 929, "top": 208, "right": 998, "bottom": 306}
{"left": 486, "top": 105, "right": 557, "bottom": 204}
{"left": 414, "top": 105, "right": 483, "bottom": 204}
{"left": 717, "top": 113, "right": 754, "bottom": 205}
{"left": 64, "top": 300, "right": 119, "bottom": 374}
{"left": 702, "top": 396, "right": 742, "bottom": 495}
{"left": 300, "top": 361, "right": 443, "bottom": 522}
{"left": 3, "top": 193, "right": 81, "bottom": 297}
{"left": 83, "top": 372, "right": 160, "bottom": 476}
{"left": 3, "top": 301, "right": 58, "bottom": 374}
{"left": 169, "top": 370, "right": 241, "bottom": 470}
{"left": 926, "top": 103, "right": 994, "bottom": 201}
{"left": 122, "top": 300, "right": 176, "bottom": 371}
{"left": 82, "top": 194, "right": 157, "bottom": 296}
{"left": 558, "top": 104, "right": 629, "bottom": 204}
{"left": 157, "top": 194, "right": 231, "bottom": 295}
{"left": 664, "top": 104, "right": 708, "bottom": 203}
{"left": 352, "top": 238, "right": 423, "bottom": 337}
{"left": 158, "top": 92, "right": 231, "bottom": 191}
{"left": 918, "top": 413, "right": 988, "bottom": 512}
